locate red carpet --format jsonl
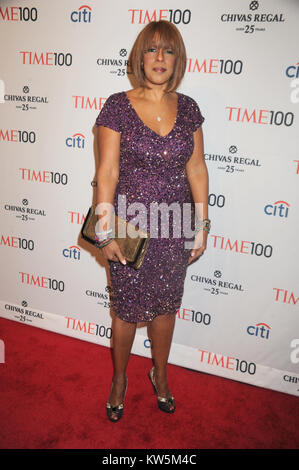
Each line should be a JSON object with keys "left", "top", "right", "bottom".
{"left": 0, "top": 317, "right": 298, "bottom": 449}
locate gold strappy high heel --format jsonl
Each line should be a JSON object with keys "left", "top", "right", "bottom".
{"left": 106, "top": 376, "right": 128, "bottom": 423}
{"left": 148, "top": 367, "right": 176, "bottom": 414}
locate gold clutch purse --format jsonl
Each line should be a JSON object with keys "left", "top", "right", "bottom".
{"left": 81, "top": 205, "right": 149, "bottom": 270}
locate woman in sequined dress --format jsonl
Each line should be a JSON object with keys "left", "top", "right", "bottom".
{"left": 95, "top": 21, "right": 209, "bottom": 422}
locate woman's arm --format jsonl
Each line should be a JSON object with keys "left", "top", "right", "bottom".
{"left": 96, "top": 126, "right": 120, "bottom": 228}
{"left": 185, "top": 127, "right": 209, "bottom": 263}
{"left": 95, "top": 126, "right": 126, "bottom": 264}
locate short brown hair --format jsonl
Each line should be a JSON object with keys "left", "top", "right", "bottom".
{"left": 128, "top": 21, "right": 187, "bottom": 93}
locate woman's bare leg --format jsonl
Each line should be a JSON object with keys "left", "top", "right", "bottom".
{"left": 108, "top": 315, "right": 137, "bottom": 407}
{"left": 147, "top": 312, "right": 176, "bottom": 408}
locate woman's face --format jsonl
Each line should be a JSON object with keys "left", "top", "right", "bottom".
{"left": 142, "top": 35, "right": 176, "bottom": 88}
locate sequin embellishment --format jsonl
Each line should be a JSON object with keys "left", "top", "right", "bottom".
{"left": 95, "top": 91, "right": 205, "bottom": 323}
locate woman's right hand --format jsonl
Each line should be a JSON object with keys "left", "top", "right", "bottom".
{"left": 99, "top": 239, "right": 127, "bottom": 265}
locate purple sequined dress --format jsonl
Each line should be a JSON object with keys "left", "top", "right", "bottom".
{"left": 95, "top": 91, "right": 204, "bottom": 323}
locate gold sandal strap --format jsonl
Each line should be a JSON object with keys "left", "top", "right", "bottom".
{"left": 151, "top": 367, "right": 174, "bottom": 403}
{"left": 106, "top": 402, "right": 124, "bottom": 410}
{"left": 157, "top": 396, "right": 174, "bottom": 403}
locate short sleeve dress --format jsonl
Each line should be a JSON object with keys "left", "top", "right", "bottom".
{"left": 95, "top": 91, "right": 204, "bottom": 323}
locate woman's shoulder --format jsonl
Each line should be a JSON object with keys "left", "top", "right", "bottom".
{"left": 95, "top": 91, "right": 126, "bottom": 130}
{"left": 177, "top": 92, "right": 205, "bottom": 129}
{"left": 104, "top": 91, "right": 126, "bottom": 105}
{"left": 177, "top": 92, "right": 199, "bottom": 108}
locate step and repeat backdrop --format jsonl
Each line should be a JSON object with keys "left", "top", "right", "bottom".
{"left": 0, "top": 0, "right": 299, "bottom": 396}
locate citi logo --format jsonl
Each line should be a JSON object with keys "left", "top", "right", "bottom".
{"left": 62, "top": 245, "right": 81, "bottom": 260}
{"left": 264, "top": 200, "right": 289, "bottom": 218}
{"left": 66, "top": 133, "right": 86, "bottom": 149}
{"left": 247, "top": 323, "right": 271, "bottom": 340}
{"left": 286, "top": 62, "right": 299, "bottom": 78}
{"left": 70, "top": 5, "right": 92, "bottom": 23}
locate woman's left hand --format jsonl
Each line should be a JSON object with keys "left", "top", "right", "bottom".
{"left": 187, "top": 230, "right": 208, "bottom": 265}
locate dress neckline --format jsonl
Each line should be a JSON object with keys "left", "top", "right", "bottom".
{"left": 123, "top": 91, "right": 180, "bottom": 138}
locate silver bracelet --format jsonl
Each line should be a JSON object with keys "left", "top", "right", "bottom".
{"left": 195, "top": 217, "right": 211, "bottom": 233}
{"left": 95, "top": 229, "right": 113, "bottom": 242}
{"left": 95, "top": 237, "right": 113, "bottom": 249}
